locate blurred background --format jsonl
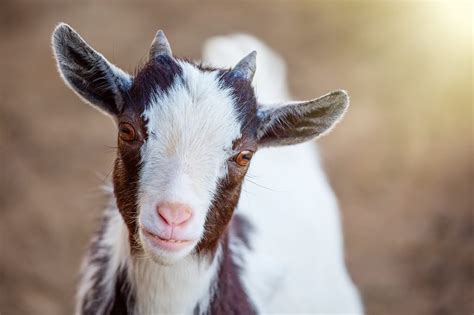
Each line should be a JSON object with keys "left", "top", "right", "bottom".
{"left": 0, "top": 1, "right": 472, "bottom": 314}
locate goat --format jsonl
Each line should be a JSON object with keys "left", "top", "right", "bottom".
{"left": 52, "top": 23, "right": 363, "bottom": 314}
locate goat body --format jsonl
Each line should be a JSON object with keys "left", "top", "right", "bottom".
{"left": 52, "top": 25, "right": 363, "bottom": 314}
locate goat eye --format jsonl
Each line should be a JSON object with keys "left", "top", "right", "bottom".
{"left": 234, "top": 150, "right": 254, "bottom": 167}
{"left": 118, "top": 123, "right": 136, "bottom": 142}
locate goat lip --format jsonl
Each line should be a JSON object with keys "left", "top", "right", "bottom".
{"left": 142, "top": 228, "right": 194, "bottom": 251}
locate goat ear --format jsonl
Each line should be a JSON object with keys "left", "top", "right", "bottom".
{"left": 257, "top": 90, "right": 349, "bottom": 147}
{"left": 52, "top": 23, "right": 131, "bottom": 117}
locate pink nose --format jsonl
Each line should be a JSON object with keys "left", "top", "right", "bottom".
{"left": 157, "top": 202, "right": 192, "bottom": 226}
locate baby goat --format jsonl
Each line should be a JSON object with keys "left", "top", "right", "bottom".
{"left": 52, "top": 24, "right": 363, "bottom": 314}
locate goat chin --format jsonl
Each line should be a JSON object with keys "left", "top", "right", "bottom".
{"left": 139, "top": 240, "right": 194, "bottom": 267}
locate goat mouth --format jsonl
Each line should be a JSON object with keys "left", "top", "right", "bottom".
{"left": 142, "top": 228, "right": 193, "bottom": 251}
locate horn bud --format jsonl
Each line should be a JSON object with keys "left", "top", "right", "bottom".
{"left": 149, "top": 30, "right": 172, "bottom": 59}
{"left": 231, "top": 51, "right": 257, "bottom": 81}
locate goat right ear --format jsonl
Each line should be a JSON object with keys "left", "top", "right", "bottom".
{"left": 256, "top": 90, "right": 349, "bottom": 147}
{"left": 52, "top": 23, "right": 131, "bottom": 117}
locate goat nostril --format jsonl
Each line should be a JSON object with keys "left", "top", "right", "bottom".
{"left": 158, "top": 211, "right": 171, "bottom": 225}
{"left": 157, "top": 203, "right": 192, "bottom": 226}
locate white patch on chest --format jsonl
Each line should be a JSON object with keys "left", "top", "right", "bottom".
{"left": 130, "top": 249, "right": 221, "bottom": 315}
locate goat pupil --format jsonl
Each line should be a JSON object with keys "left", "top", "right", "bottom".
{"left": 120, "top": 126, "right": 131, "bottom": 135}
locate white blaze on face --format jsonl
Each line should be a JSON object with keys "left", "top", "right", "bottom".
{"left": 138, "top": 61, "right": 242, "bottom": 262}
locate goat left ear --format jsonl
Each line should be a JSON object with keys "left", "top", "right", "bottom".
{"left": 52, "top": 23, "right": 131, "bottom": 117}
{"left": 257, "top": 90, "right": 349, "bottom": 147}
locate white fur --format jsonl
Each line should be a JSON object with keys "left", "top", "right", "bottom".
{"left": 138, "top": 61, "right": 242, "bottom": 264}
{"left": 203, "top": 34, "right": 364, "bottom": 313}
{"left": 131, "top": 247, "right": 221, "bottom": 315}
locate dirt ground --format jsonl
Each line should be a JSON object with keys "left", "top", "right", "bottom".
{"left": 1, "top": 1, "right": 472, "bottom": 314}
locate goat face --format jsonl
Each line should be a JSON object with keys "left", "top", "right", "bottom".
{"left": 114, "top": 58, "right": 258, "bottom": 264}
{"left": 52, "top": 24, "right": 349, "bottom": 264}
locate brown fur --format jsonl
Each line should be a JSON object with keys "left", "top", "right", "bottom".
{"left": 112, "top": 108, "right": 147, "bottom": 252}
{"left": 207, "top": 215, "right": 257, "bottom": 314}
{"left": 196, "top": 137, "right": 257, "bottom": 255}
